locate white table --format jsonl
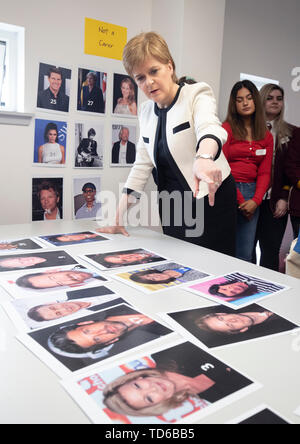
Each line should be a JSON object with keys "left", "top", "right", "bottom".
{"left": 0, "top": 220, "right": 299, "bottom": 424}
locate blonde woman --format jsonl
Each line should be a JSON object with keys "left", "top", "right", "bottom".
{"left": 254, "top": 84, "right": 298, "bottom": 271}
{"left": 98, "top": 32, "right": 236, "bottom": 256}
{"left": 114, "top": 77, "right": 137, "bottom": 116}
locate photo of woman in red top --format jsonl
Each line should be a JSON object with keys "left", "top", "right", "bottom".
{"left": 222, "top": 80, "right": 273, "bottom": 262}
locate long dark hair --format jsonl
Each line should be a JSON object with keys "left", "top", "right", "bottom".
{"left": 226, "top": 80, "right": 267, "bottom": 141}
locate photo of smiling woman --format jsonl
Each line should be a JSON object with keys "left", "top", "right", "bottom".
{"left": 113, "top": 74, "right": 138, "bottom": 116}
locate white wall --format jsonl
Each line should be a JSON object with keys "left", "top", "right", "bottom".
{"left": 0, "top": 0, "right": 152, "bottom": 226}
{"left": 219, "top": 0, "right": 300, "bottom": 125}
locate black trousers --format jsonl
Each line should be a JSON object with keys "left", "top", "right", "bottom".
{"left": 254, "top": 200, "right": 288, "bottom": 272}
{"left": 159, "top": 175, "right": 237, "bottom": 257}
{"left": 291, "top": 216, "right": 300, "bottom": 239}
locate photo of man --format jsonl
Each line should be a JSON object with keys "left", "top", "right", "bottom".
{"left": 39, "top": 232, "right": 109, "bottom": 247}
{"left": 186, "top": 271, "right": 287, "bottom": 309}
{"left": 81, "top": 248, "right": 167, "bottom": 270}
{"left": 7, "top": 285, "right": 126, "bottom": 331}
{"left": 22, "top": 304, "right": 172, "bottom": 373}
{"left": 32, "top": 178, "right": 63, "bottom": 221}
{"left": 0, "top": 250, "right": 77, "bottom": 273}
{"left": 0, "top": 239, "right": 45, "bottom": 253}
{"left": 73, "top": 179, "right": 102, "bottom": 220}
{"left": 0, "top": 265, "right": 107, "bottom": 299}
{"left": 75, "top": 122, "right": 104, "bottom": 168}
{"left": 37, "top": 64, "right": 71, "bottom": 113}
{"left": 164, "top": 304, "right": 299, "bottom": 349}
{"left": 77, "top": 69, "right": 106, "bottom": 114}
{"left": 111, "top": 124, "right": 137, "bottom": 166}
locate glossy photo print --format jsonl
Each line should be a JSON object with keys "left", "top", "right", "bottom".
{"left": 74, "top": 122, "right": 104, "bottom": 168}
{"left": 0, "top": 238, "right": 46, "bottom": 254}
{"left": 32, "top": 178, "right": 63, "bottom": 222}
{"left": 80, "top": 248, "right": 167, "bottom": 270}
{"left": 61, "top": 340, "right": 258, "bottom": 424}
{"left": 73, "top": 177, "right": 102, "bottom": 221}
{"left": 38, "top": 232, "right": 110, "bottom": 247}
{"left": 112, "top": 262, "right": 210, "bottom": 294}
{"left": 112, "top": 74, "right": 138, "bottom": 117}
{"left": 33, "top": 118, "right": 67, "bottom": 166}
{"left": 186, "top": 271, "right": 289, "bottom": 309}
{"left": 160, "top": 303, "right": 299, "bottom": 349}
{"left": 17, "top": 304, "right": 173, "bottom": 376}
{"left": 37, "top": 63, "right": 71, "bottom": 113}
{"left": 3, "top": 285, "right": 127, "bottom": 332}
{"left": 0, "top": 250, "right": 77, "bottom": 273}
{"left": 111, "top": 123, "right": 137, "bottom": 166}
{"left": 77, "top": 68, "right": 107, "bottom": 114}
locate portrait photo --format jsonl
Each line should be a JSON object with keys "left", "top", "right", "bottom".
{"left": 18, "top": 304, "right": 173, "bottom": 376}
{"left": 0, "top": 250, "right": 77, "bottom": 273}
{"left": 74, "top": 122, "right": 104, "bottom": 168}
{"left": 162, "top": 304, "right": 299, "bottom": 349}
{"left": 112, "top": 73, "right": 138, "bottom": 117}
{"left": 0, "top": 238, "right": 46, "bottom": 254}
{"left": 80, "top": 248, "right": 167, "bottom": 270}
{"left": 77, "top": 68, "right": 107, "bottom": 114}
{"left": 113, "top": 262, "right": 210, "bottom": 294}
{"left": 73, "top": 177, "right": 102, "bottom": 220}
{"left": 186, "top": 271, "right": 288, "bottom": 309}
{"left": 37, "top": 63, "right": 71, "bottom": 113}
{"left": 38, "top": 231, "right": 110, "bottom": 247}
{"left": 0, "top": 264, "right": 108, "bottom": 300}
{"left": 62, "top": 340, "right": 257, "bottom": 424}
{"left": 4, "top": 285, "right": 127, "bottom": 332}
{"left": 32, "top": 177, "right": 63, "bottom": 222}
{"left": 111, "top": 123, "right": 137, "bottom": 166}
{"left": 33, "top": 118, "right": 67, "bottom": 166}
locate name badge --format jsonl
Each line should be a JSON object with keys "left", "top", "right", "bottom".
{"left": 256, "top": 149, "right": 266, "bottom": 156}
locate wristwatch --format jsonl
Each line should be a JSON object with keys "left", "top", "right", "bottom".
{"left": 195, "top": 153, "right": 215, "bottom": 161}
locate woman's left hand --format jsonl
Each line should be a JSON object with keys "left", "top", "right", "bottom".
{"left": 273, "top": 199, "right": 288, "bottom": 219}
{"left": 239, "top": 199, "right": 258, "bottom": 220}
{"left": 193, "top": 159, "right": 222, "bottom": 206}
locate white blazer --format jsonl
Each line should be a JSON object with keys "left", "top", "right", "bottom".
{"left": 124, "top": 82, "right": 231, "bottom": 199}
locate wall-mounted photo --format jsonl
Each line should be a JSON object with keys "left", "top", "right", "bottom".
{"left": 111, "top": 123, "right": 137, "bottom": 166}
{"left": 73, "top": 177, "right": 101, "bottom": 220}
{"left": 77, "top": 68, "right": 106, "bottom": 114}
{"left": 37, "top": 63, "right": 71, "bottom": 113}
{"left": 33, "top": 118, "right": 67, "bottom": 166}
{"left": 74, "top": 122, "right": 104, "bottom": 168}
{"left": 113, "top": 73, "right": 137, "bottom": 117}
{"left": 32, "top": 178, "right": 63, "bottom": 221}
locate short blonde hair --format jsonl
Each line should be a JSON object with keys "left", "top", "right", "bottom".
{"left": 123, "top": 32, "right": 178, "bottom": 83}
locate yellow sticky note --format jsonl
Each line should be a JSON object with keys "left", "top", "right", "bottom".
{"left": 85, "top": 18, "right": 127, "bottom": 61}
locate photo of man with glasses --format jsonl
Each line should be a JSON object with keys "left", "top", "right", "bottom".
{"left": 74, "top": 181, "right": 101, "bottom": 220}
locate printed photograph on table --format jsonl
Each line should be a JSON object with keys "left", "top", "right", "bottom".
{"left": 62, "top": 340, "right": 258, "bottom": 424}
{"left": 37, "top": 63, "right": 71, "bottom": 113}
{"left": 77, "top": 68, "right": 107, "bottom": 115}
{"left": 0, "top": 238, "right": 46, "bottom": 254}
{"left": 160, "top": 303, "right": 299, "bottom": 350}
{"left": 0, "top": 250, "right": 77, "bottom": 273}
{"left": 3, "top": 285, "right": 128, "bottom": 332}
{"left": 38, "top": 231, "right": 110, "bottom": 247}
{"left": 73, "top": 177, "right": 102, "bottom": 221}
{"left": 113, "top": 262, "right": 210, "bottom": 294}
{"left": 0, "top": 264, "right": 108, "bottom": 300}
{"left": 112, "top": 74, "right": 138, "bottom": 117}
{"left": 32, "top": 178, "right": 63, "bottom": 222}
{"left": 33, "top": 118, "right": 67, "bottom": 166}
{"left": 80, "top": 248, "right": 167, "bottom": 270}
{"left": 74, "top": 122, "right": 104, "bottom": 168}
{"left": 111, "top": 123, "right": 137, "bottom": 166}
{"left": 227, "top": 404, "right": 291, "bottom": 424}
{"left": 186, "top": 271, "right": 289, "bottom": 309}
{"left": 17, "top": 304, "right": 174, "bottom": 376}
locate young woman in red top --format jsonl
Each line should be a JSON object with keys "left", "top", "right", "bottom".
{"left": 222, "top": 80, "right": 273, "bottom": 262}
